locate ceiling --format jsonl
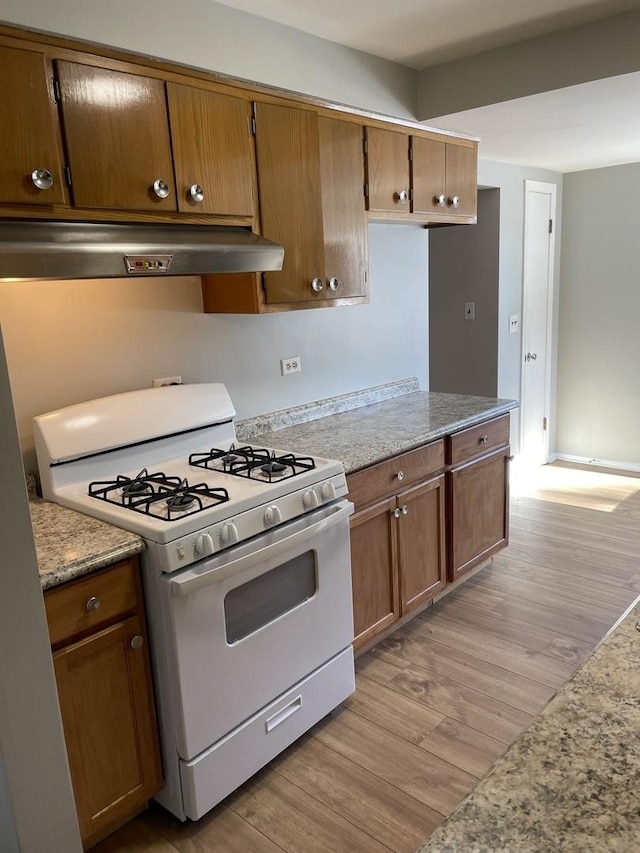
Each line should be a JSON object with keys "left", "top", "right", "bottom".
{"left": 214, "top": 0, "right": 640, "bottom": 173}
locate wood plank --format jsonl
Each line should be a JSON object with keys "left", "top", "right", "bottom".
{"left": 273, "top": 736, "right": 444, "bottom": 851}
{"left": 489, "top": 595, "right": 612, "bottom": 645}
{"left": 541, "top": 635, "right": 596, "bottom": 667}
{"left": 418, "top": 718, "right": 505, "bottom": 778}
{"left": 313, "top": 708, "right": 478, "bottom": 814}
{"left": 230, "top": 770, "right": 392, "bottom": 853}
{"left": 496, "top": 540, "right": 639, "bottom": 584}
{"left": 344, "top": 671, "right": 445, "bottom": 744}
{"left": 377, "top": 629, "right": 556, "bottom": 714}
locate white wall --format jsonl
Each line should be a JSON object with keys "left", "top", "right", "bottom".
{"left": 476, "top": 160, "right": 563, "bottom": 451}
{"left": 0, "top": 224, "right": 429, "bottom": 470}
{"left": 0, "top": 0, "right": 417, "bottom": 119}
{"left": 557, "top": 163, "right": 640, "bottom": 468}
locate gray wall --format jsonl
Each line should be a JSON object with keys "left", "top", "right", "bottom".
{"left": 557, "top": 163, "right": 640, "bottom": 468}
{"left": 429, "top": 189, "right": 499, "bottom": 397}
{"left": 0, "top": 327, "right": 82, "bottom": 852}
{"left": 0, "top": 0, "right": 417, "bottom": 119}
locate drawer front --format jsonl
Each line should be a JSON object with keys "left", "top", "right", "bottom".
{"left": 45, "top": 558, "right": 138, "bottom": 647}
{"left": 446, "top": 414, "right": 510, "bottom": 467}
{"left": 347, "top": 440, "right": 444, "bottom": 509}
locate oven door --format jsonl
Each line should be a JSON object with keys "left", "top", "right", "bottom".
{"left": 163, "top": 498, "right": 354, "bottom": 760}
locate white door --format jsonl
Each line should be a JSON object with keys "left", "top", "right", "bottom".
{"left": 520, "top": 181, "right": 556, "bottom": 467}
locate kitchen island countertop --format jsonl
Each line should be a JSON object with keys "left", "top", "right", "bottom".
{"left": 416, "top": 598, "right": 640, "bottom": 853}
{"left": 30, "top": 495, "right": 144, "bottom": 590}
{"left": 238, "top": 382, "right": 518, "bottom": 473}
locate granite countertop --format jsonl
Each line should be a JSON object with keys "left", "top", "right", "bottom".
{"left": 30, "top": 496, "right": 145, "bottom": 591}
{"left": 238, "top": 380, "right": 517, "bottom": 473}
{"left": 416, "top": 598, "right": 640, "bottom": 853}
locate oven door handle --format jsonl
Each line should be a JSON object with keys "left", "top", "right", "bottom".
{"left": 170, "top": 499, "right": 354, "bottom": 596}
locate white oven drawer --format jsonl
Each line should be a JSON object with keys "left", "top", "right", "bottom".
{"left": 179, "top": 646, "right": 355, "bottom": 820}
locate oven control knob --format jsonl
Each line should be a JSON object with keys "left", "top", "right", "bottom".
{"left": 220, "top": 521, "right": 239, "bottom": 545}
{"left": 320, "top": 482, "right": 337, "bottom": 502}
{"left": 195, "top": 532, "right": 215, "bottom": 556}
{"left": 303, "top": 489, "right": 319, "bottom": 509}
{"left": 264, "top": 505, "right": 283, "bottom": 527}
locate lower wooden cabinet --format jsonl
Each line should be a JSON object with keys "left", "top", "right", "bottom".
{"left": 44, "top": 557, "right": 162, "bottom": 849}
{"left": 348, "top": 413, "right": 511, "bottom": 651}
{"left": 348, "top": 441, "right": 446, "bottom": 651}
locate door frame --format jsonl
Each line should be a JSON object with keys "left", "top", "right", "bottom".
{"left": 520, "top": 180, "right": 557, "bottom": 465}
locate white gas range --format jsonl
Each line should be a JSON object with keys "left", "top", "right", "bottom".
{"left": 34, "top": 383, "right": 355, "bottom": 821}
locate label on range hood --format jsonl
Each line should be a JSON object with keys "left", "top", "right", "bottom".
{"left": 124, "top": 254, "right": 173, "bottom": 274}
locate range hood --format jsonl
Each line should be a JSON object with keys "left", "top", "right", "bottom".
{"left": 0, "top": 220, "right": 284, "bottom": 279}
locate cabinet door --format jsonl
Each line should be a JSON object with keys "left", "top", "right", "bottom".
{"left": 365, "top": 127, "right": 410, "bottom": 214}
{"left": 448, "top": 448, "right": 509, "bottom": 580}
{"left": 53, "top": 614, "right": 162, "bottom": 845}
{"left": 0, "top": 45, "right": 66, "bottom": 205}
{"left": 167, "top": 83, "right": 256, "bottom": 216}
{"left": 410, "top": 137, "right": 446, "bottom": 217}
{"left": 445, "top": 143, "right": 477, "bottom": 218}
{"left": 319, "top": 117, "right": 368, "bottom": 300}
{"left": 350, "top": 496, "right": 399, "bottom": 651}
{"left": 397, "top": 475, "right": 446, "bottom": 614}
{"left": 56, "top": 61, "right": 176, "bottom": 211}
{"left": 254, "top": 102, "right": 326, "bottom": 304}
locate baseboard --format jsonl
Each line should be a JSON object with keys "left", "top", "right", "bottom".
{"left": 554, "top": 453, "right": 640, "bottom": 475}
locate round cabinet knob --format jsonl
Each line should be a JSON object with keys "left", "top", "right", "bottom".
{"left": 327, "top": 277, "right": 340, "bottom": 292}
{"left": 311, "top": 278, "right": 324, "bottom": 293}
{"left": 189, "top": 183, "right": 205, "bottom": 203}
{"left": 85, "top": 596, "right": 101, "bottom": 612}
{"left": 394, "top": 190, "right": 408, "bottom": 204}
{"left": 220, "top": 521, "right": 239, "bottom": 546}
{"left": 31, "top": 168, "right": 54, "bottom": 190}
{"left": 448, "top": 195, "right": 461, "bottom": 209}
{"left": 434, "top": 193, "right": 446, "bottom": 207}
{"left": 320, "top": 482, "right": 337, "bottom": 502}
{"left": 303, "top": 489, "right": 320, "bottom": 510}
{"left": 264, "top": 505, "right": 283, "bottom": 527}
{"left": 392, "top": 507, "right": 401, "bottom": 519}
{"left": 152, "top": 179, "right": 171, "bottom": 199}
{"left": 401, "top": 504, "right": 409, "bottom": 515}
{"left": 395, "top": 471, "right": 404, "bottom": 482}
{"left": 195, "top": 532, "right": 215, "bottom": 556}
{"left": 130, "top": 635, "right": 144, "bottom": 650}
{"left": 479, "top": 435, "right": 489, "bottom": 445}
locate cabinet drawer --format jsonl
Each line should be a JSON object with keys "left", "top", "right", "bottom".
{"left": 45, "top": 558, "right": 138, "bottom": 647}
{"left": 446, "top": 414, "right": 510, "bottom": 467}
{"left": 347, "top": 440, "right": 444, "bottom": 509}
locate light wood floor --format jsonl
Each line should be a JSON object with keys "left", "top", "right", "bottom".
{"left": 94, "top": 463, "right": 640, "bottom": 853}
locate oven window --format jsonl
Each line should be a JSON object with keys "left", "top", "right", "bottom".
{"left": 224, "top": 550, "right": 317, "bottom": 643}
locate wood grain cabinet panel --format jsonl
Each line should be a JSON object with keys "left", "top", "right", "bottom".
{"left": 411, "top": 138, "right": 477, "bottom": 220}
{"left": 350, "top": 496, "right": 399, "bottom": 650}
{"left": 45, "top": 559, "right": 162, "bottom": 849}
{"left": 397, "top": 475, "right": 446, "bottom": 614}
{"left": 55, "top": 61, "right": 176, "bottom": 211}
{"left": 166, "top": 83, "right": 256, "bottom": 216}
{"left": 0, "top": 45, "right": 67, "bottom": 205}
{"left": 444, "top": 143, "right": 477, "bottom": 219}
{"left": 364, "top": 127, "right": 410, "bottom": 214}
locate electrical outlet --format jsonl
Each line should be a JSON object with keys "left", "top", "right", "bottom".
{"left": 509, "top": 314, "right": 519, "bottom": 334}
{"left": 152, "top": 376, "right": 182, "bottom": 387}
{"left": 280, "top": 357, "right": 301, "bottom": 376}
{"left": 464, "top": 302, "right": 475, "bottom": 320}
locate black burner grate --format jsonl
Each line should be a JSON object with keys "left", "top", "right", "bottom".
{"left": 189, "top": 444, "right": 315, "bottom": 482}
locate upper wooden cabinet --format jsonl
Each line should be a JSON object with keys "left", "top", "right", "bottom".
{"left": 56, "top": 61, "right": 177, "bottom": 212}
{"left": 365, "top": 125, "right": 477, "bottom": 223}
{"left": 166, "top": 83, "right": 257, "bottom": 216}
{"left": 0, "top": 44, "right": 67, "bottom": 205}
{"left": 251, "top": 102, "right": 368, "bottom": 309}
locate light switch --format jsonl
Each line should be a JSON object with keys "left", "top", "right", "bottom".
{"left": 509, "top": 314, "right": 519, "bottom": 334}
{"left": 464, "top": 302, "right": 475, "bottom": 320}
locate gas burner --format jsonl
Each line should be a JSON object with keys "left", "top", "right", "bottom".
{"left": 89, "top": 471, "right": 230, "bottom": 521}
{"left": 190, "top": 445, "right": 316, "bottom": 482}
